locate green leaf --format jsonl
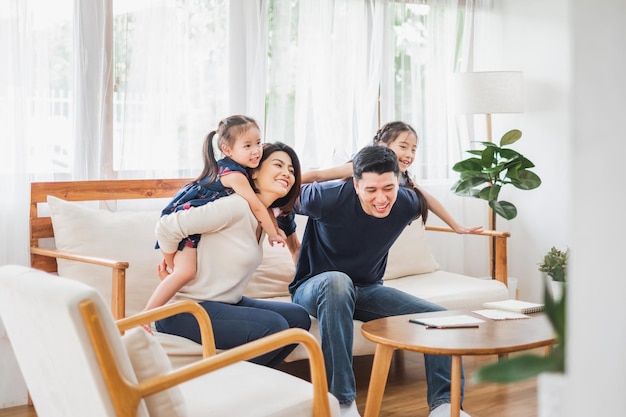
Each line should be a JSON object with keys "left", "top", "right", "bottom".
{"left": 505, "top": 164, "right": 520, "bottom": 180}
{"left": 478, "top": 186, "right": 491, "bottom": 200}
{"left": 488, "top": 184, "right": 501, "bottom": 200}
{"left": 452, "top": 158, "right": 483, "bottom": 173}
{"left": 473, "top": 351, "right": 562, "bottom": 383}
{"left": 479, "top": 184, "right": 501, "bottom": 201}
{"left": 500, "top": 129, "right": 522, "bottom": 146}
{"left": 518, "top": 156, "right": 536, "bottom": 169}
{"left": 481, "top": 146, "right": 496, "bottom": 165}
{"left": 490, "top": 200, "right": 517, "bottom": 220}
{"left": 451, "top": 176, "right": 490, "bottom": 195}
{"left": 478, "top": 141, "right": 499, "bottom": 149}
{"left": 499, "top": 148, "right": 521, "bottom": 160}
{"left": 510, "top": 170, "right": 542, "bottom": 190}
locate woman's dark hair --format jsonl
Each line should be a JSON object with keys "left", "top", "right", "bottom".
{"left": 195, "top": 115, "right": 259, "bottom": 183}
{"left": 371, "top": 121, "right": 429, "bottom": 223}
{"left": 254, "top": 141, "right": 302, "bottom": 215}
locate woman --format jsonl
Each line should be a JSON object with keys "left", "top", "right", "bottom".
{"left": 151, "top": 141, "right": 310, "bottom": 368}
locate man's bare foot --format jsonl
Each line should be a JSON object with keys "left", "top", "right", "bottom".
{"left": 157, "top": 259, "right": 170, "bottom": 280}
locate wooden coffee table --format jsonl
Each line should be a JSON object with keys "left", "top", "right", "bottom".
{"left": 360, "top": 310, "right": 555, "bottom": 417}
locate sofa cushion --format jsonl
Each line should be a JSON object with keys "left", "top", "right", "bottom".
{"left": 245, "top": 238, "right": 295, "bottom": 298}
{"left": 178, "top": 360, "right": 340, "bottom": 416}
{"left": 382, "top": 219, "right": 440, "bottom": 280}
{"left": 122, "top": 327, "right": 187, "bottom": 416}
{"left": 47, "top": 195, "right": 162, "bottom": 316}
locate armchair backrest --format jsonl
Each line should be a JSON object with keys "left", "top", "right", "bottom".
{"left": 0, "top": 265, "right": 149, "bottom": 417}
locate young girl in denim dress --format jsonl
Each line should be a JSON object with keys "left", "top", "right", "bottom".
{"left": 154, "top": 115, "right": 286, "bottom": 285}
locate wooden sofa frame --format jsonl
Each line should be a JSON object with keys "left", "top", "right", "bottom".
{"left": 30, "top": 179, "right": 511, "bottom": 320}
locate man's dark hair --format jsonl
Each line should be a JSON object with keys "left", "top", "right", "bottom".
{"left": 352, "top": 144, "right": 429, "bottom": 224}
{"left": 352, "top": 146, "right": 399, "bottom": 181}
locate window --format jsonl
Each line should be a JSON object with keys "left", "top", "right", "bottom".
{"left": 4, "top": 0, "right": 474, "bottom": 180}
{"left": 112, "top": 0, "right": 230, "bottom": 175}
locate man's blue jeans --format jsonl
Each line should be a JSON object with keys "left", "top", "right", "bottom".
{"left": 292, "top": 271, "right": 464, "bottom": 409}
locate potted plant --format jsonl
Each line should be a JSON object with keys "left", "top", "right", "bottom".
{"left": 539, "top": 246, "right": 568, "bottom": 300}
{"left": 451, "top": 129, "right": 542, "bottom": 223}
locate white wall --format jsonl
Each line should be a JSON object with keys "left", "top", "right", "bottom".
{"left": 499, "top": 0, "right": 626, "bottom": 415}
{"left": 487, "top": 0, "right": 571, "bottom": 303}
{"left": 568, "top": 1, "right": 626, "bottom": 415}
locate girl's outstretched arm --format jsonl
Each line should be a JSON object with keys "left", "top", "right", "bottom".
{"left": 416, "top": 183, "right": 484, "bottom": 234}
{"left": 302, "top": 162, "right": 353, "bottom": 183}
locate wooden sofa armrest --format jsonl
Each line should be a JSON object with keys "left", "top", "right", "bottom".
{"left": 425, "top": 226, "right": 511, "bottom": 285}
{"left": 116, "top": 300, "right": 216, "bottom": 358}
{"left": 30, "top": 246, "right": 129, "bottom": 319}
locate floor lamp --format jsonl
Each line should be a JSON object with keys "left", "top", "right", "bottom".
{"left": 452, "top": 71, "right": 524, "bottom": 279}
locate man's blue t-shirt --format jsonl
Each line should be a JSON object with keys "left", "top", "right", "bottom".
{"left": 279, "top": 180, "right": 421, "bottom": 294}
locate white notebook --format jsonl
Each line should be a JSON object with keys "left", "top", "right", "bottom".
{"left": 473, "top": 309, "right": 530, "bottom": 320}
{"left": 482, "top": 299, "right": 544, "bottom": 314}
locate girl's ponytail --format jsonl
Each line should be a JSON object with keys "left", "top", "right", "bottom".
{"left": 195, "top": 130, "right": 219, "bottom": 184}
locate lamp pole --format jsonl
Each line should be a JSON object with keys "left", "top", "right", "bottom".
{"left": 452, "top": 71, "right": 523, "bottom": 280}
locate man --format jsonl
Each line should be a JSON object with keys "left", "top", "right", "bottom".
{"left": 279, "top": 146, "right": 469, "bottom": 417}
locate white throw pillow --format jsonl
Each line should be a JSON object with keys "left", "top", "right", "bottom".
{"left": 122, "top": 327, "right": 187, "bottom": 417}
{"left": 245, "top": 240, "right": 294, "bottom": 298}
{"left": 47, "top": 195, "right": 162, "bottom": 315}
{"left": 245, "top": 215, "right": 306, "bottom": 299}
{"left": 383, "top": 220, "right": 440, "bottom": 281}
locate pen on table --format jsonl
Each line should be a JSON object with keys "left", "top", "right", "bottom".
{"left": 408, "top": 319, "right": 480, "bottom": 329}
{"left": 425, "top": 324, "right": 480, "bottom": 329}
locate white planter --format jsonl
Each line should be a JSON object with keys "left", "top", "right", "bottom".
{"left": 550, "top": 280, "right": 564, "bottom": 301}
{"left": 537, "top": 372, "right": 566, "bottom": 417}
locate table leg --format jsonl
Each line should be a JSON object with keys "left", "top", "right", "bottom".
{"left": 450, "top": 355, "right": 462, "bottom": 417}
{"left": 363, "top": 344, "right": 395, "bottom": 417}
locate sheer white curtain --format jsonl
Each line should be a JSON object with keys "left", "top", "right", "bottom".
{"left": 0, "top": 0, "right": 75, "bottom": 406}
{"left": 294, "top": 0, "right": 385, "bottom": 169}
{"left": 74, "top": 0, "right": 111, "bottom": 179}
{"left": 266, "top": 0, "right": 384, "bottom": 170}
{"left": 115, "top": 0, "right": 230, "bottom": 176}
{"left": 379, "top": 0, "right": 473, "bottom": 181}
{"left": 265, "top": 0, "right": 479, "bottom": 174}
{"left": 1, "top": 0, "right": 75, "bottom": 267}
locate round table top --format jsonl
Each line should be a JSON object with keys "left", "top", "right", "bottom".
{"left": 360, "top": 310, "right": 556, "bottom": 356}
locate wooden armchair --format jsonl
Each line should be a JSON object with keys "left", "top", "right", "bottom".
{"left": 0, "top": 265, "right": 340, "bottom": 417}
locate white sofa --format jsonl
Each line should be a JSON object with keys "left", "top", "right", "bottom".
{"left": 45, "top": 195, "right": 509, "bottom": 367}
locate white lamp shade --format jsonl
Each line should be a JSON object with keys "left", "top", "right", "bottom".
{"left": 452, "top": 71, "right": 524, "bottom": 115}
